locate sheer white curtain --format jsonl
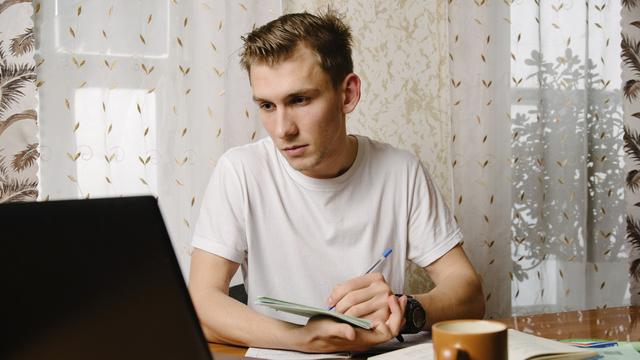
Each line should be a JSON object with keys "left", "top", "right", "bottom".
{"left": 450, "top": 1, "right": 626, "bottom": 317}
{"left": 35, "top": 0, "right": 280, "bottom": 275}
{"left": 448, "top": 0, "right": 512, "bottom": 318}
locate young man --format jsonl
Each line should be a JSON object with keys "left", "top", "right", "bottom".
{"left": 189, "top": 11, "right": 484, "bottom": 353}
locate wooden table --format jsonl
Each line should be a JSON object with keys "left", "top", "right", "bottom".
{"left": 209, "top": 342, "right": 250, "bottom": 357}
{"left": 208, "top": 306, "right": 640, "bottom": 357}
{"left": 495, "top": 305, "right": 640, "bottom": 341}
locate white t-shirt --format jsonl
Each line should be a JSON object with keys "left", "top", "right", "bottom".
{"left": 192, "top": 135, "right": 461, "bottom": 323}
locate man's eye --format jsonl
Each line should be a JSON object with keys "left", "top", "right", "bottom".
{"left": 292, "top": 96, "right": 307, "bottom": 105}
{"left": 260, "top": 103, "right": 274, "bottom": 110}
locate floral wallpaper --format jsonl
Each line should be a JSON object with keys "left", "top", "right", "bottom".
{"left": 0, "top": 0, "right": 38, "bottom": 203}
{"left": 283, "top": 0, "right": 450, "bottom": 198}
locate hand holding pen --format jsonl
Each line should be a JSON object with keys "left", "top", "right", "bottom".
{"left": 326, "top": 248, "right": 405, "bottom": 342}
{"left": 328, "top": 248, "right": 393, "bottom": 311}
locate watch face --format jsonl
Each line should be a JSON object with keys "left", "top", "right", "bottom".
{"left": 412, "top": 307, "right": 426, "bottom": 328}
{"left": 404, "top": 298, "right": 426, "bottom": 333}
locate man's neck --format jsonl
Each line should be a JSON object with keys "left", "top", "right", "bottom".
{"left": 333, "top": 135, "right": 358, "bottom": 177}
{"left": 299, "top": 134, "right": 358, "bottom": 179}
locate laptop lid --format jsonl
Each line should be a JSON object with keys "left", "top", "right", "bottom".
{"left": 0, "top": 196, "right": 213, "bottom": 360}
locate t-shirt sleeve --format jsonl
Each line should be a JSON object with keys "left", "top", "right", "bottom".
{"left": 407, "top": 161, "right": 462, "bottom": 268}
{"left": 191, "top": 156, "right": 247, "bottom": 264}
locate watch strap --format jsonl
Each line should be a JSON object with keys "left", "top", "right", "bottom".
{"left": 397, "top": 294, "right": 426, "bottom": 334}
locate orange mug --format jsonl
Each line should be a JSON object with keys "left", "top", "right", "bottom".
{"left": 432, "top": 320, "right": 508, "bottom": 360}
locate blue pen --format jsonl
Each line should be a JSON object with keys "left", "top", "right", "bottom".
{"left": 364, "top": 248, "right": 393, "bottom": 274}
{"left": 579, "top": 341, "right": 618, "bottom": 348}
{"left": 328, "top": 248, "right": 393, "bottom": 311}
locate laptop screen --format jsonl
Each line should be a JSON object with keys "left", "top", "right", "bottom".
{"left": 0, "top": 196, "right": 213, "bottom": 360}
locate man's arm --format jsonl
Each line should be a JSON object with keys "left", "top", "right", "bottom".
{"left": 328, "top": 244, "right": 484, "bottom": 330}
{"left": 414, "top": 244, "right": 485, "bottom": 328}
{"left": 188, "top": 248, "right": 406, "bottom": 352}
{"left": 188, "top": 249, "right": 295, "bottom": 347}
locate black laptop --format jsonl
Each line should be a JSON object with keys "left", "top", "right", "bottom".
{"left": 0, "top": 196, "right": 213, "bottom": 360}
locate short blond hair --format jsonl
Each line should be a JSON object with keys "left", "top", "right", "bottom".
{"left": 240, "top": 10, "right": 353, "bottom": 87}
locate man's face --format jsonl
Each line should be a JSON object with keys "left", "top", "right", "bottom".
{"left": 250, "top": 45, "right": 351, "bottom": 179}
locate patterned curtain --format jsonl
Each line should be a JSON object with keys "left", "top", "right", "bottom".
{"left": 35, "top": 0, "right": 280, "bottom": 275}
{"left": 0, "top": 0, "right": 38, "bottom": 203}
{"left": 451, "top": 1, "right": 627, "bottom": 318}
{"left": 623, "top": 0, "right": 640, "bottom": 305}
{"left": 449, "top": 0, "right": 513, "bottom": 318}
{"left": 282, "top": 0, "right": 451, "bottom": 293}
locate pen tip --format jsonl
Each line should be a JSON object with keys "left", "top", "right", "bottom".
{"left": 383, "top": 248, "right": 392, "bottom": 257}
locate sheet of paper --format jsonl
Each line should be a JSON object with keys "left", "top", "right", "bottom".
{"left": 246, "top": 348, "right": 350, "bottom": 359}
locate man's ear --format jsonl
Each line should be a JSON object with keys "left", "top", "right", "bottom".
{"left": 341, "top": 73, "right": 361, "bottom": 114}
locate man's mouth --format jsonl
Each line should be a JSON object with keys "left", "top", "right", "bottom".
{"left": 283, "top": 145, "right": 305, "bottom": 150}
{"left": 282, "top": 144, "right": 308, "bottom": 156}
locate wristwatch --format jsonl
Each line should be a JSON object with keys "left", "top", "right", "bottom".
{"left": 399, "top": 295, "right": 426, "bottom": 334}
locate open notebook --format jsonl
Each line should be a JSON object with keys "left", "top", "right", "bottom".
{"left": 369, "top": 329, "right": 597, "bottom": 360}
{"left": 255, "top": 296, "right": 372, "bottom": 329}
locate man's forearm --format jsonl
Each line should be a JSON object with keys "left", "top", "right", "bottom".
{"left": 413, "top": 270, "right": 485, "bottom": 329}
{"left": 190, "top": 287, "right": 300, "bottom": 349}
{"left": 190, "top": 288, "right": 401, "bottom": 353}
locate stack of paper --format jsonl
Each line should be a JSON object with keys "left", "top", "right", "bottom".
{"left": 255, "top": 296, "right": 372, "bottom": 329}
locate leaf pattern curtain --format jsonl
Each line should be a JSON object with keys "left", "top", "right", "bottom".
{"left": 35, "top": 0, "right": 280, "bottom": 275}
{"left": 0, "top": 0, "right": 38, "bottom": 203}
{"left": 451, "top": 1, "right": 627, "bottom": 318}
{"left": 623, "top": 0, "right": 640, "bottom": 305}
{"left": 449, "top": 0, "right": 513, "bottom": 318}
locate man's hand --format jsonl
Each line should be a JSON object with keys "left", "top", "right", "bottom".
{"left": 326, "top": 272, "right": 394, "bottom": 325}
{"left": 291, "top": 295, "right": 407, "bottom": 353}
{"left": 190, "top": 251, "right": 407, "bottom": 352}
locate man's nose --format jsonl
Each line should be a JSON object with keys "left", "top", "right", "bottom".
{"left": 274, "top": 109, "right": 298, "bottom": 139}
